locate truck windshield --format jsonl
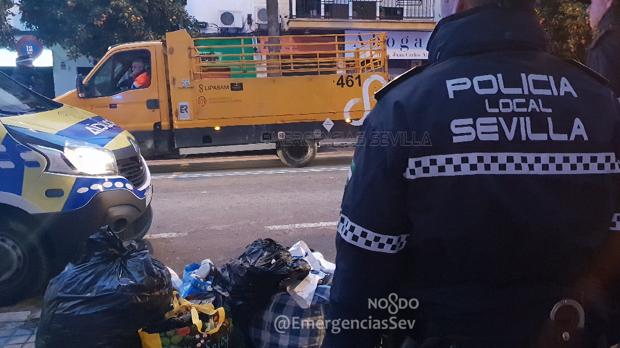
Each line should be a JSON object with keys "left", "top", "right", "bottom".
{"left": 0, "top": 72, "right": 61, "bottom": 117}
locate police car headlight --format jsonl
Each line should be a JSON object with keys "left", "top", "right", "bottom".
{"left": 31, "top": 145, "right": 75, "bottom": 174}
{"left": 33, "top": 143, "right": 118, "bottom": 176}
{"left": 63, "top": 143, "right": 118, "bottom": 176}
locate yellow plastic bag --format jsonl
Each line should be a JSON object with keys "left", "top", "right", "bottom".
{"left": 139, "top": 292, "right": 227, "bottom": 348}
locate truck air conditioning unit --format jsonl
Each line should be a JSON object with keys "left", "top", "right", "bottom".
{"left": 255, "top": 7, "right": 268, "bottom": 24}
{"left": 218, "top": 10, "right": 244, "bottom": 28}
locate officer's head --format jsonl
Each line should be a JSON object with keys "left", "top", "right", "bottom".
{"left": 15, "top": 55, "right": 34, "bottom": 68}
{"left": 581, "top": 0, "right": 619, "bottom": 29}
{"left": 441, "top": 0, "right": 535, "bottom": 17}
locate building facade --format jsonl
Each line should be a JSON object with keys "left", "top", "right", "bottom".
{"left": 287, "top": 0, "right": 439, "bottom": 77}
{"left": 27, "top": 0, "right": 439, "bottom": 97}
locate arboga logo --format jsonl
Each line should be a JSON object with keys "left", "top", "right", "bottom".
{"left": 85, "top": 119, "right": 116, "bottom": 135}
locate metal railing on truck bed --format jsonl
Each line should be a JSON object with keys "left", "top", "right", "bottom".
{"left": 191, "top": 32, "right": 387, "bottom": 79}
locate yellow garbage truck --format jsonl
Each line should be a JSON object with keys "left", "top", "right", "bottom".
{"left": 56, "top": 30, "right": 388, "bottom": 167}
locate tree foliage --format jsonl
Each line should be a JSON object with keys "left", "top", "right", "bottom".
{"left": 0, "top": 0, "right": 14, "bottom": 48}
{"left": 13, "top": 0, "right": 593, "bottom": 61}
{"left": 537, "top": 0, "right": 591, "bottom": 61}
{"left": 19, "top": 0, "right": 194, "bottom": 58}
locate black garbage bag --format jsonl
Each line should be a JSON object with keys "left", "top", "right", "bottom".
{"left": 217, "top": 239, "right": 311, "bottom": 342}
{"left": 36, "top": 230, "right": 173, "bottom": 348}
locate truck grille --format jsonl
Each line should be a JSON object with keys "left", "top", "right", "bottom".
{"left": 117, "top": 156, "right": 146, "bottom": 188}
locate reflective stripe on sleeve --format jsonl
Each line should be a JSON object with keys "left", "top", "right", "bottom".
{"left": 610, "top": 214, "right": 620, "bottom": 231}
{"left": 338, "top": 214, "right": 408, "bottom": 253}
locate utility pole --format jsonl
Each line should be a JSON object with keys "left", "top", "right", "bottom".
{"left": 266, "top": 0, "right": 281, "bottom": 76}
{"left": 267, "top": 0, "right": 280, "bottom": 37}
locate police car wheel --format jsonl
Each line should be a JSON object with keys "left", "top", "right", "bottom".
{"left": 0, "top": 220, "right": 50, "bottom": 306}
{"left": 276, "top": 140, "right": 317, "bottom": 168}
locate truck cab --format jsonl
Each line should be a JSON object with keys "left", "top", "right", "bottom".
{"left": 0, "top": 72, "right": 153, "bottom": 305}
{"left": 57, "top": 41, "right": 173, "bottom": 158}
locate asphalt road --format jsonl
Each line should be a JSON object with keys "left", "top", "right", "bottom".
{"left": 147, "top": 153, "right": 350, "bottom": 272}
{"left": 0, "top": 151, "right": 352, "bottom": 313}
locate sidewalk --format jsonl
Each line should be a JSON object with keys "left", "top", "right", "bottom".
{"left": 0, "top": 311, "right": 40, "bottom": 348}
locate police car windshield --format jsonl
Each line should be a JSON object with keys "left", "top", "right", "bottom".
{"left": 0, "top": 72, "right": 61, "bottom": 117}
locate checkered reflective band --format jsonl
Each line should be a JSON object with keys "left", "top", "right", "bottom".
{"left": 404, "top": 152, "right": 620, "bottom": 180}
{"left": 337, "top": 214, "right": 408, "bottom": 253}
{"left": 611, "top": 214, "right": 620, "bottom": 232}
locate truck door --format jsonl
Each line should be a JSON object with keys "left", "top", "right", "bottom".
{"left": 81, "top": 48, "right": 163, "bottom": 138}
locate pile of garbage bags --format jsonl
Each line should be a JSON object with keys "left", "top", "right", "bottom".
{"left": 36, "top": 230, "right": 335, "bottom": 348}
{"left": 173, "top": 238, "right": 335, "bottom": 347}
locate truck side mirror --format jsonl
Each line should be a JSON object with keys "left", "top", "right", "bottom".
{"left": 76, "top": 74, "right": 86, "bottom": 98}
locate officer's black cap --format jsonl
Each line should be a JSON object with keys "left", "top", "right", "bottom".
{"left": 15, "top": 55, "right": 34, "bottom": 64}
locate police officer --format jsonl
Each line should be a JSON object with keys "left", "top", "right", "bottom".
{"left": 326, "top": 0, "right": 620, "bottom": 347}
{"left": 581, "top": 0, "right": 620, "bottom": 94}
{"left": 12, "top": 55, "right": 47, "bottom": 96}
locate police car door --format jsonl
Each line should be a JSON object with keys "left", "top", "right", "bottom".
{"left": 80, "top": 48, "right": 162, "bottom": 136}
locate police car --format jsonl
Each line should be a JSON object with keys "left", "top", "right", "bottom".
{"left": 0, "top": 72, "right": 153, "bottom": 304}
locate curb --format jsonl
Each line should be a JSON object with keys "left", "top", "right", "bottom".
{"left": 147, "top": 150, "right": 354, "bottom": 174}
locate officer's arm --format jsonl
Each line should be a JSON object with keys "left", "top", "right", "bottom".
{"left": 325, "top": 94, "right": 411, "bottom": 347}
{"left": 577, "top": 97, "right": 620, "bottom": 344}
{"left": 589, "top": 39, "right": 620, "bottom": 95}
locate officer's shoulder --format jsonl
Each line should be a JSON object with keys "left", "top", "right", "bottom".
{"left": 590, "top": 27, "right": 619, "bottom": 50}
{"left": 563, "top": 58, "right": 610, "bottom": 88}
{"left": 376, "top": 64, "right": 430, "bottom": 101}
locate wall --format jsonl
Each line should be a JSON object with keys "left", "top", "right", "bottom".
{"left": 51, "top": 45, "right": 94, "bottom": 97}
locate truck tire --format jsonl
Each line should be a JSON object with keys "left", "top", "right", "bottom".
{"left": 0, "top": 219, "right": 50, "bottom": 306}
{"left": 277, "top": 139, "right": 318, "bottom": 168}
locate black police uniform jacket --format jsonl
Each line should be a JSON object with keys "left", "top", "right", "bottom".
{"left": 327, "top": 5, "right": 620, "bottom": 346}
{"left": 587, "top": 9, "right": 620, "bottom": 95}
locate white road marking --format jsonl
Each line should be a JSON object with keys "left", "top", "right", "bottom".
{"left": 265, "top": 221, "right": 338, "bottom": 231}
{"left": 146, "top": 232, "right": 189, "bottom": 239}
{"left": 152, "top": 166, "right": 349, "bottom": 180}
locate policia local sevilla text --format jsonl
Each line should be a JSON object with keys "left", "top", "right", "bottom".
{"left": 447, "top": 73, "right": 588, "bottom": 143}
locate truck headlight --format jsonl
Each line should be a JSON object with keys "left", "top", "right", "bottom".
{"left": 33, "top": 142, "right": 118, "bottom": 176}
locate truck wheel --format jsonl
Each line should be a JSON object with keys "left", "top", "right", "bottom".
{"left": 277, "top": 140, "right": 318, "bottom": 168}
{"left": 0, "top": 219, "right": 50, "bottom": 306}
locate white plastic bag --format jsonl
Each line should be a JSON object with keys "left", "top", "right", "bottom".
{"left": 287, "top": 241, "right": 336, "bottom": 309}
{"left": 167, "top": 266, "right": 182, "bottom": 292}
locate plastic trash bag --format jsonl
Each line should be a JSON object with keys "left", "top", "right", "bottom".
{"left": 289, "top": 241, "right": 335, "bottom": 275}
{"left": 139, "top": 292, "right": 233, "bottom": 348}
{"left": 218, "top": 239, "right": 311, "bottom": 343}
{"left": 287, "top": 241, "right": 336, "bottom": 309}
{"left": 180, "top": 260, "right": 217, "bottom": 300}
{"left": 167, "top": 267, "right": 182, "bottom": 292}
{"left": 219, "top": 239, "right": 311, "bottom": 308}
{"left": 36, "top": 230, "right": 173, "bottom": 348}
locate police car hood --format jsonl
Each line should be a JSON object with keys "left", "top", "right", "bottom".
{"left": 426, "top": 5, "right": 548, "bottom": 63}
{"left": 0, "top": 105, "right": 134, "bottom": 151}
